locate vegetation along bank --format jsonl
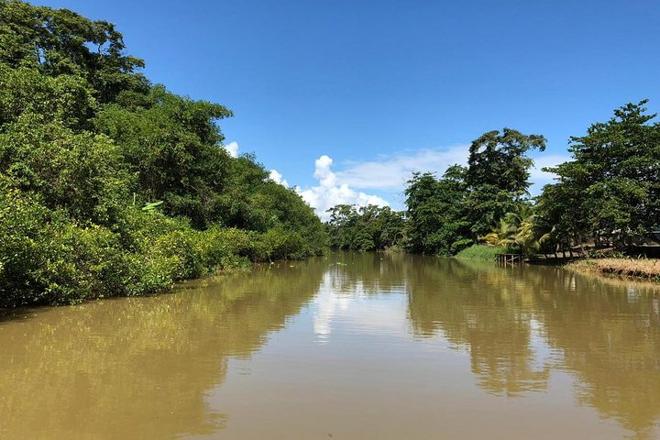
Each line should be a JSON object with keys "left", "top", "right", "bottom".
{"left": 0, "top": 0, "right": 327, "bottom": 308}
{"left": 325, "top": 100, "right": 659, "bottom": 279}
{"left": 567, "top": 259, "right": 660, "bottom": 282}
{"left": 1, "top": 0, "right": 658, "bottom": 308}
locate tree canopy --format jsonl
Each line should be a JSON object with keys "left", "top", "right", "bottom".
{"left": 537, "top": 100, "right": 659, "bottom": 250}
{"left": 326, "top": 204, "right": 404, "bottom": 251}
{"left": 402, "top": 129, "right": 545, "bottom": 255}
{"left": 328, "top": 104, "right": 657, "bottom": 258}
{"left": 0, "top": 0, "right": 327, "bottom": 307}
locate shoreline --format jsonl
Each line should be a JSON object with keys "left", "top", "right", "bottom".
{"left": 453, "top": 245, "right": 660, "bottom": 284}
{"left": 564, "top": 258, "right": 660, "bottom": 283}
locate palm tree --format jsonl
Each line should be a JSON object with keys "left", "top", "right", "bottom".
{"left": 482, "top": 205, "right": 540, "bottom": 255}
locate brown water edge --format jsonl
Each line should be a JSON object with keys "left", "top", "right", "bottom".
{"left": 0, "top": 253, "right": 658, "bottom": 439}
{"left": 566, "top": 258, "right": 660, "bottom": 283}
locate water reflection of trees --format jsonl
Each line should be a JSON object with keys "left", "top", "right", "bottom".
{"left": 1, "top": 253, "right": 658, "bottom": 438}
{"left": 403, "top": 257, "right": 660, "bottom": 438}
{"left": 406, "top": 258, "right": 551, "bottom": 396}
{"left": 530, "top": 271, "right": 660, "bottom": 438}
{"left": 0, "top": 260, "right": 325, "bottom": 440}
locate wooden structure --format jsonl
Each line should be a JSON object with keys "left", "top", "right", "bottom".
{"left": 496, "top": 254, "right": 524, "bottom": 265}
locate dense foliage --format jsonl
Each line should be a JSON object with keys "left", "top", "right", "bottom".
{"left": 536, "top": 101, "right": 659, "bottom": 252}
{"left": 325, "top": 204, "right": 404, "bottom": 251}
{"left": 327, "top": 103, "right": 658, "bottom": 258}
{"left": 404, "top": 129, "right": 545, "bottom": 255}
{"left": 408, "top": 104, "right": 658, "bottom": 257}
{"left": 0, "top": 0, "right": 326, "bottom": 307}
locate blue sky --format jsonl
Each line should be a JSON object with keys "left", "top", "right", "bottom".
{"left": 33, "top": 0, "right": 660, "bottom": 215}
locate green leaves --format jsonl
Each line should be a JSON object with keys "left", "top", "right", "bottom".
{"left": 0, "top": 64, "right": 97, "bottom": 129}
{"left": 94, "top": 87, "right": 234, "bottom": 228}
{"left": 538, "top": 100, "right": 659, "bottom": 249}
{"left": 466, "top": 128, "right": 546, "bottom": 197}
{"left": 141, "top": 201, "right": 163, "bottom": 211}
{"left": 403, "top": 104, "right": 657, "bottom": 257}
{"left": 325, "top": 204, "right": 405, "bottom": 251}
{"left": 0, "top": 1, "right": 327, "bottom": 307}
{"left": 405, "top": 169, "right": 471, "bottom": 255}
{"left": 403, "top": 129, "right": 545, "bottom": 256}
{"left": 0, "top": 0, "right": 148, "bottom": 103}
{"left": 0, "top": 116, "right": 131, "bottom": 225}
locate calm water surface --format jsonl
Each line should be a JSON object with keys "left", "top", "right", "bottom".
{"left": 1, "top": 253, "right": 659, "bottom": 439}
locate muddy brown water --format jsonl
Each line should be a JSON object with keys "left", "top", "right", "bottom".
{"left": 1, "top": 253, "right": 659, "bottom": 439}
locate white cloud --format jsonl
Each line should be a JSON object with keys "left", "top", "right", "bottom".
{"left": 528, "top": 154, "right": 570, "bottom": 193}
{"left": 223, "top": 141, "right": 239, "bottom": 158}
{"left": 233, "top": 141, "right": 570, "bottom": 219}
{"left": 334, "top": 146, "right": 570, "bottom": 194}
{"left": 336, "top": 145, "right": 469, "bottom": 190}
{"left": 296, "top": 155, "right": 388, "bottom": 220}
{"left": 316, "top": 146, "right": 570, "bottom": 198}
{"left": 268, "top": 169, "right": 289, "bottom": 187}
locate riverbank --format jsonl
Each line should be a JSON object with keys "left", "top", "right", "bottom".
{"left": 455, "top": 245, "right": 660, "bottom": 283}
{"left": 454, "top": 245, "right": 509, "bottom": 262}
{"left": 566, "top": 258, "right": 660, "bottom": 282}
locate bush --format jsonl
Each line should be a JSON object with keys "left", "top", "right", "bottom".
{"left": 0, "top": 184, "right": 135, "bottom": 306}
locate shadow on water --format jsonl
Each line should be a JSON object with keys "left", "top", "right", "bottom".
{"left": 0, "top": 259, "right": 326, "bottom": 439}
{"left": 0, "top": 309, "right": 23, "bottom": 323}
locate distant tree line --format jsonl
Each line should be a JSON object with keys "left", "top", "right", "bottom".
{"left": 326, "top": 205, "right": 405, "bottom": 251}
{"left": 0, "top": 0, "right": 327, "bottom": 307}
{"left": 327, "top": 101, "right": 659, "bottom": 256}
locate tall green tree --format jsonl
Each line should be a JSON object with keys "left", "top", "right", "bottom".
{"left": 404, "top": 129, "right": 544, "bottom": 255}
{"left": 94, "top": 86, "right": 234, "bottom": 228}
{"left": 0, "top": 0, "right": 148, "bottom": 103}
{"left": 405, "top": 165, "right": 472, "bottom": 255}
{"left": 539, "top": 100, "right": 659, "bottom": 249}
{"left": 465, "top": 129, "right": 546, "bottom": 238}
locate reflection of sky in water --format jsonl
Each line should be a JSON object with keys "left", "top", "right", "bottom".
{"left": 312, "top": 268, "right": 560, "bottom": 375}
{"left": 205, "top": 261, "right": 660, "bottom": 439}
{"left": 314, "top": 269, "right": 572, "bottom": 379}
{"left": 1, "top": 255, "right": 658, "bottom": 439}
{"left": 529, "top": 318, "right": 557, "bottom": 370}
{"left": 312, "top": 272, "right": 410, "bottom": 342}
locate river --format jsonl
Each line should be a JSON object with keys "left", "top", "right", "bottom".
{"left": 0, "top": 252, "right": 658, "bottom": 439}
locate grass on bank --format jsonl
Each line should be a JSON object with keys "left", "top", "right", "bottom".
{"left": 567, "top": 258, "right": 660, "bottom": 282}
{"left": 454, "top": 244, "right": 509, "bottom": 262}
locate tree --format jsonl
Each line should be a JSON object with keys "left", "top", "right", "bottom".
{"left": 482, "top": 205, "right": 539, "bottom": 255}
{"left": 465, "top": 129, "right": 546, "bottom": 238}
{"left": 540, "top": 100, "right": 659, "bottom": 249}
{"left": 94, "top": 86, "right": 233, "bottom": 228}
{"left": 0, "top": 1, "right": 327, "bottom": 307}
{"left": 0, "top": 0, "right": 149, "bottom": 103}
{"left": 405, "top": 166, "right": 472, "bottom": 255}
{"left": 0, "top": 115, "right": 131, "bottom": 226}
{"left": 325, "top": 204, "right": 405, "bottom": 251}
